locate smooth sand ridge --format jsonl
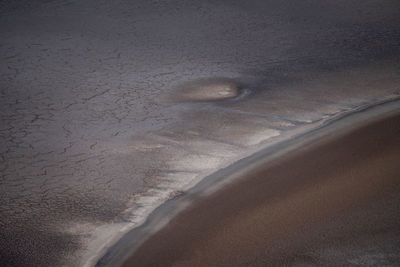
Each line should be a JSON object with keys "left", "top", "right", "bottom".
{"left": 123, "top": 111, "right": 400, "bottom": 266}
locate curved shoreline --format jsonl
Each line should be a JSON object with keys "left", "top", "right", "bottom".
{"left": 96, "top": 98, "right": 400, "bottom": 267}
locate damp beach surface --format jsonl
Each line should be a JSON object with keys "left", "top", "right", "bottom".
{"left": 99, "top": 100, "right": 400, "bottom": 267}
{"left": 0, "top": 0, "right": 399, "bottom": 266}
{"left": 122, "top": 108, "right": 400, "bottom": 267}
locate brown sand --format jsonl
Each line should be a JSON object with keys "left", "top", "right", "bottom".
{"left": 123, "top": 113, "right": 400, "bottom": 266}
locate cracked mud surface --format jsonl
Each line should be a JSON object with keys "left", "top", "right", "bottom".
{"left": 0, "top": 0, "right": 399, "bottom": 266}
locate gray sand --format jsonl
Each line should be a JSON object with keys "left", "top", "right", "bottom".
{"left": 1, "top": 0, "right": 399, "bottom": 266}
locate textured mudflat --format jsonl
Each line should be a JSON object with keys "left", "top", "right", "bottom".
{"left": 1, "top": 0, "right": 399, "bottom": 266}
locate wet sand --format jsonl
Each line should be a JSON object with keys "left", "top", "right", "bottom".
{"left": 123, "top": 111, "right": 400, "bottom": 266}
{"left": 2, "top": 1, "right": 400, "bottom": 265}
